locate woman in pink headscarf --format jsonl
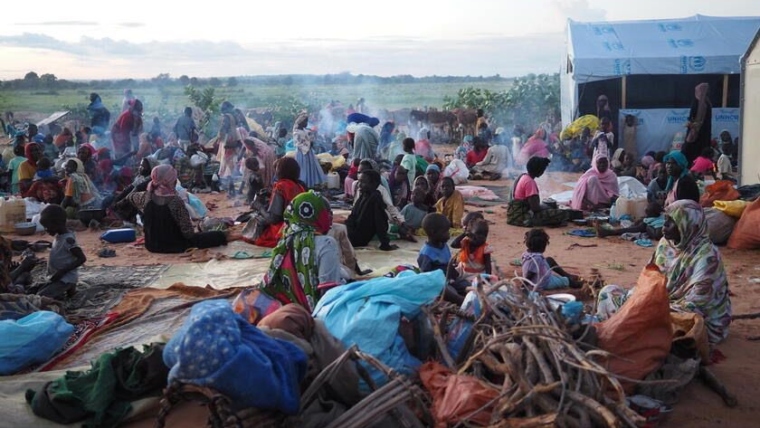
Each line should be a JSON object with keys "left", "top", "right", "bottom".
{"left": 570, "top": 150, "right": 619, "bottom": 211}
{"left": 126, "top": 164, "right": 230, "bottom": 253}
{"left": 515, "top": 127, "right": 551, "bottom": 167}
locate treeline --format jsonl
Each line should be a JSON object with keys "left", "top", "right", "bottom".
{"left": 0, "top": 72, "right": 509, "bottom": 91}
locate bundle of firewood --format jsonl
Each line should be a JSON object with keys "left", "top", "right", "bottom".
{"left": 426, "top": 278, "right": 646, "bottom": 428}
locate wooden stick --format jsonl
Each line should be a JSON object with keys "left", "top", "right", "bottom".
{"left": 698, "top": 366, "right": 738, "bottom": 408}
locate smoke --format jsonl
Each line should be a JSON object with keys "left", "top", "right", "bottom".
{"left": 550, "top": 0, "right": 608, "bottom": 24}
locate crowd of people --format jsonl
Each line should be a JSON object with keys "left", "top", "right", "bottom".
{"left": 0, "top": 84, "right": 742, "bottom": 365}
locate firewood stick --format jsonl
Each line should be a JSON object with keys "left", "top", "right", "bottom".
{"left": 698, "top": 366, "right": 738, "bottom": 408}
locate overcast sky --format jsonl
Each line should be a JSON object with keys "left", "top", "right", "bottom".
{"left": 0, "top": 0, "right": 759, "bottom": 80}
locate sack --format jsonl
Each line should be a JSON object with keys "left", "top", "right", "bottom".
{"left": 595, "top": 264, "right": 672, "bottom": 393}
{"left": 685, "top": 127, "right": 698, "bottom": 143}
{"left": 703, "top": 208, "right": 737, "bottom": 245}
{"left": 241, "top": 213, "right": 267, "bottom": 243}
{"left": 713, "top": 200, "right": 748, "bottom": 218}
{"left": 700, "top": 180, "right": 740, "bottom": 208}
{"left": 443, "top": 159, "right": 469, "bottom": 185}
{"left": 727, "top": 197, "right": 760, "bottom": 250}
{"left": 419, "top": 361, "right": 499, "bottom": 427}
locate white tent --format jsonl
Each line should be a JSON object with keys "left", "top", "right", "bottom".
{"left": 561, "top": 15, "right": 760, "bottom": 155}
{"left": 740, "top": 27, "right": 760, "bottom": 185}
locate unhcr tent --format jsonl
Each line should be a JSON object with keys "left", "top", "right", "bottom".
{"left": 561, "top": 15, "right": 760, "bottom": 156}
{"left": 740, "top": 27, "right": 760, "bottom": 185}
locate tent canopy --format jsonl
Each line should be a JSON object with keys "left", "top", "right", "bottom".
{"left": 567, "top": 15, "right": 760, "bottom": 82}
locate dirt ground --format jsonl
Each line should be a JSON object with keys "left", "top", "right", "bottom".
{"left": 3, "top": 155, "right": 759, "bottom": 426}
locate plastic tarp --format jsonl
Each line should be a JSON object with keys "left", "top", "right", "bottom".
{"left": 616, "top": 108, "right": 739, "bottom": 156}
{"left": 567, "top": 15, "right": 760, "bottom": 82}
{"left": 313, "top": 270, "right": 445, "bottom": 387}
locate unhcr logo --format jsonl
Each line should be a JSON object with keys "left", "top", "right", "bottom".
{"left": 668, "top": 39, "right": 694, "bottom": 49}
{"left": 680, "top": 56, "right": 706, "bottom": 73}
{"left": 592, "top": 25, "right": 615, "bottom": 36}
{"left": 614, "top": 59, "right": 631, "bottom": 75}
{"left": 714, "top": 112, "right": 739, "bottom": 123}
{"left": 658, "top": 23, "right": 683, "bottom": 32}
{"left": 666, "top": 111, "right": 688, "bottom": 124}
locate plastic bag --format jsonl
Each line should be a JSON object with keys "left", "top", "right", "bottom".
{"left": 559, "top": 114, "right": 600, "bottom": 141}
{"left": 727, "top": 197, "right": 760, "bottom": 250}
{"left": 700, "top": 180, "right": 739, "bottom": 207}
{"left": 713, "top": 200, "right": 748, "bottom": 219}
{"left": 443, "top": 159, "right": 470, "bottom": 185}
{"left": 190, "top": 152, "right": 208, "bottom": 167}
{"left": 419, "top": 361, "right": 499, "bottom": 427}
{"left": 670, "top": 312, "right": 710, "bottom": 363}
{"left": 595, "top": 264, "right": 672, "bottom": 393}
{"left": 0, "top": 311, "right": 73, "bottom": 375}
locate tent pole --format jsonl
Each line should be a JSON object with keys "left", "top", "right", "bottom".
{"left": 621, "top": 76, "right": 627, "bottom": 109}
{"left": 722, "top": 75, "right": 729, "bottom": 107}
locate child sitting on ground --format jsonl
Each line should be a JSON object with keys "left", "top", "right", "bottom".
{"left": 450, "top": 218, "right": 492, "bottom": 282}
{"left": 33, "top": 157, "right": 54, "bottom": 180}
{"left": 595, "top": 201, "right": 664, "bottom": 241}
{"left": 400, "top": 188, "right": 430, "bottom": 231}
{"left": 243, "top": 157, "right": 264, "bottom": 205}
{"left": 450, "top": 211, "right": 485, "bottom": 248}
{"left": 413, "top": 176, "right": 436, "bottom": 211}
{"left": 29, "top": 204, "right": 86, "bottom": 300}
{"left": 418, "top": 213, "right": 467, "bottom": 304}
{"left": 346, "top": 169, "right": 398, "bottom": 251}
{"left": 435, "top": 176, "right": 464, "bottom": 227}
{"left": 521, "top": 228, "right": 582, "bottom": 291}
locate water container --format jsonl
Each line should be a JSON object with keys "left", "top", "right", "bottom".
{"left": 615, "top": 196, "right": 648, "bottom": 221}
{"left": 327, "top": 172, "right": 340, "bottom": 189}
{"left": 0, "top": 197, "right": 28, "bottom": 234}
{"left": 100, "top": 228, "right": 136, "bottom": 243}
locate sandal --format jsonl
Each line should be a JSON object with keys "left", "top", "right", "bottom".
{"left": 97, "top": 248, "right": 117, "bottom": 258}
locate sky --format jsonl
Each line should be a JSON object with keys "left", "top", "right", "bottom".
{"left": 0, "top": 0, "right": 759, "bottom": 81}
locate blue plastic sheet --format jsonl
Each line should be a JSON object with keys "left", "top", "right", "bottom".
{"left": 313, "top": 270, "right": 445, "bottom": 387}
{"left": 0, "top": 311, "right": 73, "bottom": 375}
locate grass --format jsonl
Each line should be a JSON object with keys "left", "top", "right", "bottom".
{"left": 0, "top": 80, "right": 513, "bottom": 120}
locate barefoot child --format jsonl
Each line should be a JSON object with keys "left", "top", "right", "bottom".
{"left": 35, "top": 204, "right": 87, "bottom": 300}
{"left": 243, "top": 157, "right": 263, "bottom": 205}
{"left": 521, "top": 228, "right": 582, "bottom": 291}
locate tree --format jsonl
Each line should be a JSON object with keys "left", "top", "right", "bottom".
{"left": 179, "top": 75, "right": 190, "bottom": 86}
{"left": 40, "top": 73, "right": 57, "bottom": 89}
{"left": 23, "top": 71, "right": 40, "bottom": 89}
{"left": 227, "top": 76, "right": 238, "bottom": 87}
{"left": 209, "top": 77, "right": 222, "bottom": 87}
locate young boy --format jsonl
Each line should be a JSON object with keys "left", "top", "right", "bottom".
{"left": 418, "top": 213, "right": 465, "bottom": 304}
{"left": 400, "top": 188, "right": 430, "bottom": 230}
{"left": 716, "top": 141, "right": 734, "bottom": 182}
{"left": 34, "top": 204, "right": 87, "bottom": 300}
{"left": 521, "top": 228, "right": 581, "bottom": 291}
{"left": 346, "top": 169, "right": 398, "bottom": 251}
{"left": 435, "top": 177, "right": 465, "bottom": 227}
{"left": 450, "top": 211, "right": 484, "bottom": 248}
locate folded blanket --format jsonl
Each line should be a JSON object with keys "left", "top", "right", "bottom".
{"left": 163, "top": 300, "right": 308, "bottom": 414}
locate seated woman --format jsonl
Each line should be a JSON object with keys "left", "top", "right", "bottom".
{"left": 61, "top": 158, "right": 105, "bottom": 217}
{"left": 508, "top": 157, "right": 568, "bottom": 227}
{"left": 515, "top": 128, "right": 550, "bottom": 167}
{"left": 663, "top": 150, "right": 700, "bottom": 206}
{"left": 261, "top": 191, "right": 344, "bottom": 310}
{"left": 597, "top": 200, "right": 731, "bottom": 344}
{"left": 243, "top": 157, "right": 306, "bottom": 247}
{"left": 570, "top": 150, "right": 619, "bottom": 211}
{"left": 17, "top": 142, "right": 43, "bottom": 195}
{"left": 113, "top": 157, "right": 158, "bottom": 222}
{"left": 126, "top": 164, "right": 229, "bottom": 253}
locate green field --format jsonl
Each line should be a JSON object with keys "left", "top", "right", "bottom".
{"left": 0, "top": 80, "right": 513, "bottom": 124}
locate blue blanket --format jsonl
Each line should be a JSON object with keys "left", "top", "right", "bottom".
{"left": 163, "top": 300, "right": 307, "bottom": 414}
{"left": 313, "top": 270, "right": 444, "bottom": 387}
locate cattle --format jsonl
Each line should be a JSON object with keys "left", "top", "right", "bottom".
{"left": 454, "top": 108, "right": 479, "bottom": 137}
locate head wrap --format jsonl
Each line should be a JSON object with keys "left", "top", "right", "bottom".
{"left": 265, "top": 191, "right": 332, "bottom": 311}
{"left": 426, "top": 164, "right": 440, "bottom": 173}
{"left": 148, "top": 164, "right": 178, "bottom": 197}
{"left": 663, "top": 150, "right": 689, "bottom": 190}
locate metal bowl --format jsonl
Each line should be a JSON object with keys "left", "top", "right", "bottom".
{"left": 14, "top": 222, "right": 37, "bottom": 236}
